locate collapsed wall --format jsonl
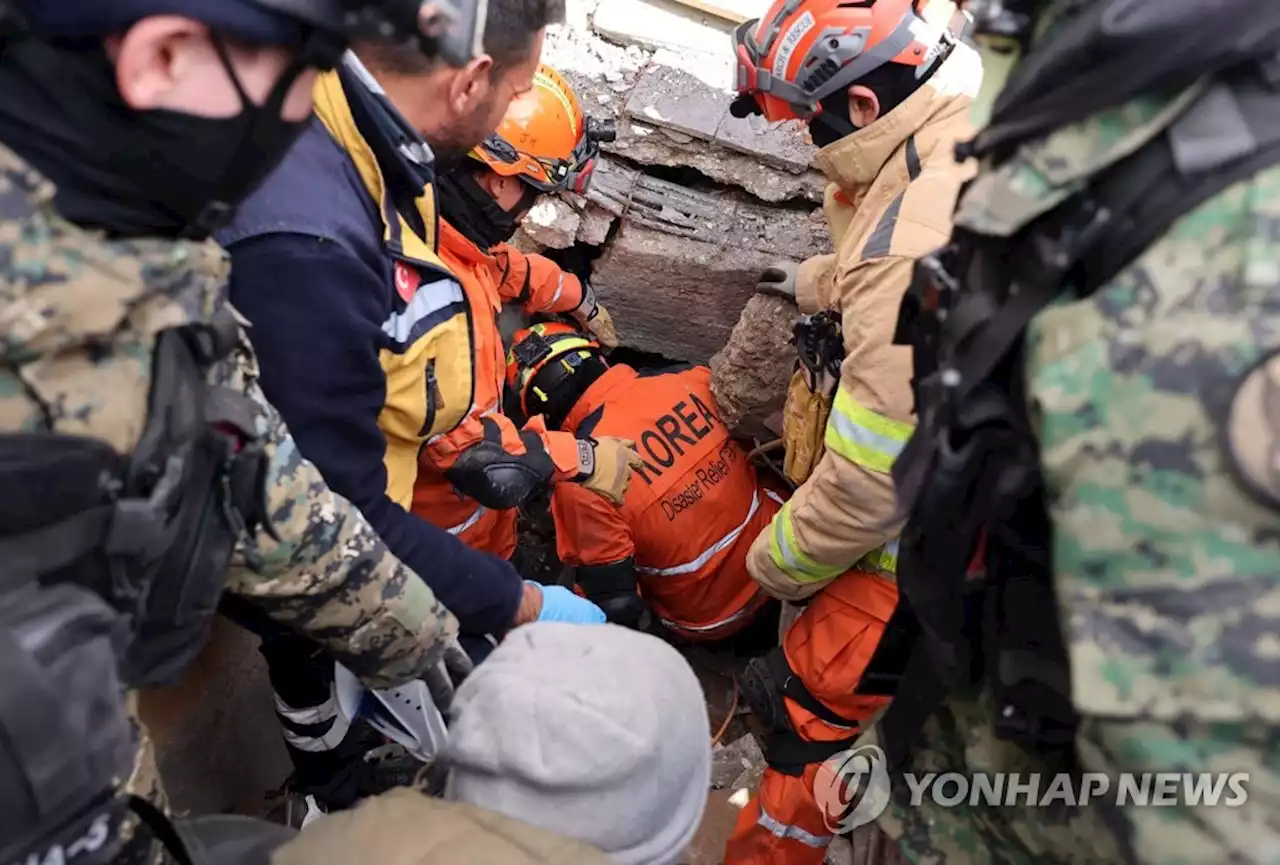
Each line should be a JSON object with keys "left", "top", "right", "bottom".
{"left": 515, "top": 1, "right": 833, "bottom": 363}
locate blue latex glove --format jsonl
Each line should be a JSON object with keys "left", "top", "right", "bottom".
{"left": 528, "top": 582, "right": 607, "bottom": 624}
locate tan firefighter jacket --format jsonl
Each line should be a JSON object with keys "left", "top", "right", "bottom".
{"left": 746, "top": 43, "right": 983, "bottom": 600}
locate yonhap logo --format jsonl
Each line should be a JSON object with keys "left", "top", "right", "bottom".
{"left": 813, "top": 744, "right": 892, "bottom": 832}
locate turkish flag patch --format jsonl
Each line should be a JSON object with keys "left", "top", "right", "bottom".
{"left": 394, "top": 260, "right": 421, "bottom": 303}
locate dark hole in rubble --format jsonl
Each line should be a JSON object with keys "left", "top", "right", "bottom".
{"left": 542, "top": 237, "right": 605, "bottom": 282}
{"left": 638, "top": 161, "right": 723, "bottom": 191}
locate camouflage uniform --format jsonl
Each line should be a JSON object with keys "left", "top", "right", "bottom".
{"left": 0, "top": 145, "right": 459, "bottom": 860}
{"left": 854, "top": 9, "right": 1280, "bottom": 865}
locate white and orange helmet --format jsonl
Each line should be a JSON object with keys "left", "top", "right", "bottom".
{"left": 733, "top": 0, "right": 935, "bottom": 122}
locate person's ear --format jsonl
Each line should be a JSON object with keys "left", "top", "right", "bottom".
{"left": 446, "top": 54, "right": 495, "bottom": 115}
{"left": 109, "top": 15, "right": 208, "bottom": 110}
{"left": 473, "top": 168, "right": 505, "bottom": 198}
{"left": 847, "top": 84, "right": 881, "bottom": 128}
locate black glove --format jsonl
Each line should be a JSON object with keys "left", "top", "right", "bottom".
{"left": 577, "top": 559, "right": 649, "bottom": 630}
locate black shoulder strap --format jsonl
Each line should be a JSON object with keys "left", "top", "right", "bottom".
{"left": 949, "top": 67, "right": 1280, "bottom": 403}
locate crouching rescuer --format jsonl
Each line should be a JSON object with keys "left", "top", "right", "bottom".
{"left": 507, "top": 323, "right": 783, "bottom": 644}
{"left": 417, "top": 63, "right": 639, "bottom": 564}
{"left": 720, "top": 0, "right": 982, "bottom": 861}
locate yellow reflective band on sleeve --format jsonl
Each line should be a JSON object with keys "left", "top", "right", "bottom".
{"left": 824, "top": 388, "right": 915, "bottom": 473}
{"left": 858, "top": 537, "right": 900, "bottom": 577}
{"left": 768, "top": 501, "right": 846, "bottom": 584}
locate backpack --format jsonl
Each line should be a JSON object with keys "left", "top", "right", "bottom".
{"left": 0, "top": 306, "right": 269, "bottom": 688}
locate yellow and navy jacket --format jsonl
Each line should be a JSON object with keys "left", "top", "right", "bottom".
{"left": 217, "top": 66, "right": 524, "bottom": 634}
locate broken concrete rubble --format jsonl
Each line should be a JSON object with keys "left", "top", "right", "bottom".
{"left": 541, "top": 19, "right": 826, "bottom": 205}
{"left": 513, "top": 13, "right": 832, "bottom": 365}
{"left": 709, "top": 293, "right": 797, "bottom": 439}
{"left": 591, "top": 0, "right": 737, "bottom": 57}
{"left": 711, "top": 733, "right": 766, "bottom": 792}
{"left": 520, "top": 197, "right": 580, "bottom": 249}
{"left": 580, "top": 167, "right": 828, "bottom": 363}
{"left": 592, "top": 224, "right": 777, "bottom": 363}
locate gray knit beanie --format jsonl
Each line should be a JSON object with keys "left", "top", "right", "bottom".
{"left": 445, "top": 623, "right": 711, "bottom": 865}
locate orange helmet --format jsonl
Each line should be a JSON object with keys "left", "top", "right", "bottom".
{"left": 732, "top": 0, "right": 934, "bottom": 122}
{"left": 506, "top": 322, "right": 606, "bottom": 420}
{"left": 471, "top": 65, "right": 616, "bottom": 195}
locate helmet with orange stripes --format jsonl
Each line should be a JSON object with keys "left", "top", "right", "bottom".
{"left": 471, "top": 65, "right": 617, "bottom": 195}
{"left": 732, "top": 0, "right": 935, "bottom": 123}
{"left": 506, "top": 322, "right": 607, "bottom": 424}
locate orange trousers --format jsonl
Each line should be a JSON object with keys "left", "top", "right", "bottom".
{"left": 724, "top": 570, "right": 898, "bottom": 865}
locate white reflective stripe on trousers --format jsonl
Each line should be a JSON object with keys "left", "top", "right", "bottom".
{"left": 272, "top": 692, "right": 338, "bottom": 725}
{"left": 636, "top": 489, "right": 763, "bottom": 577}
{"left": 756, "top": 803, "right": 832, "bottom": 848}
{"left": 446, "top": 505, "right": 488, "bottom": 536}
{"left": 273, "top": 691, "right": 351, "bottom": 753}
{"left": 660, "top": 602, "right": 754, "bottom": 634}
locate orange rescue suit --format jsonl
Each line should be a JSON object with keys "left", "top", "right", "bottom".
{"left": 412, "top": 220, "right": 589, "bottom": 557}
{"left": 551, "top": 363, "right": 778, "bottom": 641}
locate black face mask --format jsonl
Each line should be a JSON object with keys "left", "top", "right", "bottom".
{"left": 0, "top": 37, "right": 315, "bottom": 240}
{"left": 806, "top": 38, "right": 955, "bottom": 149}
{"left": 435, "top": 168, "right": 539, "bottom": 250}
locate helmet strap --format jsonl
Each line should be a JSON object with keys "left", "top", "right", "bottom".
{"left": 437, "top": 168, "right": 539, "bottom": 250}
{"left": 524, "top": 351, "right": 608, "bottom": 430}
{"left": 808, "top": 33, "right": 956, "bottom": 148}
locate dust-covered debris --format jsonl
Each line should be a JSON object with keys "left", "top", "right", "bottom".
{"left": 591, "top": 0, "right": 734, "bottom": 56}
{"left": 709, "top": 293, "right": 798, "bottom": 439}
{"left": 525, "top": 8, "right": 831, "bottom": 371}
{"left": 711, "top": 734, "right": 765, "bottom": 791}
{"left": 521, "top": 197, "right": 581, "bottom": 249}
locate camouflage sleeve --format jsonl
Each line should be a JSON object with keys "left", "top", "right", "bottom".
{"left": 1025, "top": 167, "right": 1280, "bottom": 863}
{"left": 222, "top": 347, "right": 459, "bottom": 690}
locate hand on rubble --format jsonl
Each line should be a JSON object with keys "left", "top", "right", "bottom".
{"left": 574, "top": 436, "right": 644, "bottom": 506}
{"left": 755, "top": 261, "right": 799, "bottom": 301}
{"left": 570, "top": 280, "right": 619, "bottom": 348}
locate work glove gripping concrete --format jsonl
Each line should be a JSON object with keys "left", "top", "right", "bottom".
{"left": 755, "top": 260, "right": 799, "bottom": 301}
{"left": 571, "top": 280, "right": 619, "bottom": 348}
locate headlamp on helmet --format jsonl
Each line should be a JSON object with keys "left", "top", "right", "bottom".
{"left": 473, "top": 64, "right": 612, "bottom": 195}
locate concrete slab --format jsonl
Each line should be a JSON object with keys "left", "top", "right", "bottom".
{"left": 593, "top": 0, "right": 735, "bottom": 56}
{"left": 715, "top": 112, "right": 816, "bottom": 174}
{"left": 727, "top": 197, "right": 830, "bottom": 260}
{"left": 592, "top": 223, "right": 776, "bottom": 363}
{"left": 625, "top": 62, "right": 728, "bottom": 142}
{"left": 606, "top": 117, "right": 827, "bottom": 203}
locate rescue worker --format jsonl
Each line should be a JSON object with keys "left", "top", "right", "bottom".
{"left": 419, "top": 64, "right": 628, "bottom": 561}
{"left": 720, "top": 0, "right": 982, "bottom": 860}
{"left": 216, "top": 1, "right": 639, "bottom": 811}
{"left": 855, "top": 1, "right": 1280, "bottom": 862}
{"left": 0, "top": 0, "right": 470, "bottom": 861}
{"left": 506, "top": 323, "right": 783, "bottom": 642}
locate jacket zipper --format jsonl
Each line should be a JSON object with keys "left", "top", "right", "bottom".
{"left": 421, "top": 358, "right": 444, "bottom": 437}
{"left": 390, "top": 249, "right": 476, "bottom": 439}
